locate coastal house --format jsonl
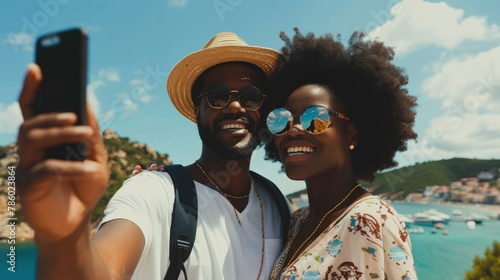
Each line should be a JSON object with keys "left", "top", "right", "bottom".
{"left": 449, "top": 181, "right": 462, "bottom": 189}
{"left": 477, "top": 182, "right": 490, "bottom": 194}
{"left": 484, "top": 188, "right": 500, "bottom": 205}
{"left": 464, "top": 178, "right": 479, "bottom": 188}
{"left": 405, "top": 192, "right": 425, "bottom": 203}
{"left": 422, "top": 185, "right": 449, "bottom": 202}
{"left": 406, "top": 171, "right": 498, "bottom": 205}
{"left": 467, "top": 193, "right": 487, "bottom": 204}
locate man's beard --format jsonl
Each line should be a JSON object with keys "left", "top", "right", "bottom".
{"left": 197, "top": 114, "right": 260, "bottom": 160}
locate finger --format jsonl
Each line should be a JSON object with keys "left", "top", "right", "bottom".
{"left": 24, "top": 126, "right": 94, "bottom": 150}
{"left": 17, "top": 112, "right": 93, "bottom": 169}
{"left": 18, "top": 112, "right": 89, "bottom": 150}
{"left": 20, "top": 112, "right": 78, "bottom": 131}
{"left": 17, "top": 126, "right": 94, "bottom": 170}
{"left": 19, "top": 64, "right": 42, "bottom": 120}
{"left": 17, "top": 159, "right": 108, "bottom": 204}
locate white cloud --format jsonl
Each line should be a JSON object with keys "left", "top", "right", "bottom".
{"left": 87, "top": 80, "right": 103, "bottom": 117}
{"left": 119, "top": 94, "right": 139, "bottom": 112}
{"left": 402, "top": 44, "right": 500, "bottom": 164}
{"left": 129, "top": 78, "right": 153, "bottom": 101}
{"left": 92, "top": 65, "right": 164, "bottom": 125}
{"left": 128, "top": 68, "right": 160, "bottom": 104}
{"left": 77, "top": 23, "right": 101, "bottom": 32}
{"left": 3, "top": 33, "right": 34, "bottom": 52}
{"left": 0, "top": 102, "right": 23, "bottom": 134}
{"left": 422, "top": 46, "right": 500, "bottom": 111}
{"left": 402, "top": 113, "right": 500, "bottom": 163}
{"left": 87, "top": 67, "right": 123, "bottom": 118}
{"left": 98, "top": 68, "right": 121, "bottom": 82}
{"left": 129, "top": 79, "right": 142, "bottom": 86}
{"left": 131, "top": 86, "right": 153, "bottom": 103}
{"left": 168, "top": 0, "right": 187, "bottom": 7}
{"left": 93, "top": 65, "right": 158, "bottom": 125}
{"left": 392, "top": 27, "right": 500, "bottom": 166}
{"left": 102, "top": 93, "right": 139, "bottom": 122}
{"left": 367, "top": 0, "right": 500, "bottom": 56}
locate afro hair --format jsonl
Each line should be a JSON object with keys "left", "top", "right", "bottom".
{"left": 262, "top": 28, "right": 418, "bottom": 182}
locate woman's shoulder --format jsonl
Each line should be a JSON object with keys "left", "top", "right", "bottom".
{"left": 349, "top": 196, "right": 402, "bottom": 219}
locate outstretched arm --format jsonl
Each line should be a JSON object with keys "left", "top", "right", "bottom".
{"left": 17, "top": 64, "right": 144, "bottom": 279}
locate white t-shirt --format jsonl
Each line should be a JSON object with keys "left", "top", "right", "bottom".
{"left": 99, "top": 171, "right": 286, "bottom": 280}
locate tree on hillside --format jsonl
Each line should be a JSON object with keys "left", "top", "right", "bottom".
{"left": 464, "top": 241, "right": 500, "bottom": 280}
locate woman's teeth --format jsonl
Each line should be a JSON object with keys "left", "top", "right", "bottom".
{"left": 287, "top": 146, "right": 315, "bottom": 156}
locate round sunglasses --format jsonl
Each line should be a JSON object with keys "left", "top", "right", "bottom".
{"left": 266, "top": 105, "right": 350, "bottom": 136}
{"left": 196, "top": 85, "right": 266, "bottom": 111}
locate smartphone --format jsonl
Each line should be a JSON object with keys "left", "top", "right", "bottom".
{"left": 35, "top": 28, "right": 88, "bottom": 161}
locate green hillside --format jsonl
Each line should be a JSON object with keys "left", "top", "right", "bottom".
{"left": 92, "top": 129, "right": 172, "bottom": 223}
{"left": 286, "top": 158, "right": 500, "bottom": 200}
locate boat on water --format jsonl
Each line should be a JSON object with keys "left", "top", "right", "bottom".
{"left": 412, "top": 209, "right": 451, "bottom": 226}
{"left": 433, "top": 222, "right": 445, "bottom": 229}
{"left": 408, "top": 226, "right": 425, "bottom": 234}
{"left": 466, "top": 220, "right": 476, "bottom": 229}
{"left": 467, "top": 213, "right": 490, "bottom": 224}
{"left": 451, "top": 209, "right": 490, "bottom": 224}
{"left": 424, "top": 209, "right": 451, "bottom": 223}
{"left": 451, "top": 209, "right": 464, "bottom": 220}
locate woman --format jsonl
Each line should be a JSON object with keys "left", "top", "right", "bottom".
{"left": 263, "top": 29, "right": 418, "bottom": 279}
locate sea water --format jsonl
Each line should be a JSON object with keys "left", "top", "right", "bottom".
{"left": 392, "top": 202, "right": 500, "bottom": 280}
{"left": 0, "top": 241, "right": 37, "bottom": 280}
{"left": 1, "top": 203, "right": 499, "bottom": 280}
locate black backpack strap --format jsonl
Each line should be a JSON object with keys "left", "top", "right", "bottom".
{"left": 163, "top": 165, "right": 198, "bottom": 280}
{"left": 249, "top": 171, "right": 290, "bottom": 244}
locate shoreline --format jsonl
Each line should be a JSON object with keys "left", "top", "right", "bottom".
{"left": 408, "top": 201, "right": 500, "bottom": 212}
{"left": 441, "top": 201, "right": 500, "bottom": 211}
{"left": 391, "top": 200, "right": 500, "bottom": 217}
{"left": 297, "top": 197, "right": 500, "bottom": 215}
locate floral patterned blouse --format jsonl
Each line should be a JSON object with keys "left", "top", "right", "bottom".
{"left": 269, "top": 196, "right": 417, "bottom": 280}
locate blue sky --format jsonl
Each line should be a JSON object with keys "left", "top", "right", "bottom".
{"left": 1, "top": 0, "right": 499, "bottom": 195}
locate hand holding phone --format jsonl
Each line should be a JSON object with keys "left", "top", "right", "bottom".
{"left": 35, "top": 28, "right": 88, "bottom": 160}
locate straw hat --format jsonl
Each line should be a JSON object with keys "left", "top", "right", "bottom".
{"left": 166, "top": 32, "right": 281, "bottom": 122}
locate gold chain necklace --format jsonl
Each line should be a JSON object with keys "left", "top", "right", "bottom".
{"left": 275, "top": 183, "right": 361, "bottom": 276}
{"left": 195, "top": 161, "right": 250, "bottom": 199}
{"left": 195, "top": 160, "right": 265, "bottom": 279}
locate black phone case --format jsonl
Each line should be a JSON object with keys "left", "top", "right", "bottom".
{"left": 35, "top": 28, "right": 88, "bottom": 161}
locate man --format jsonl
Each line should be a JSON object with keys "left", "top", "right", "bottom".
{"left": 16, "top": 32, "right": 289, "bottom": 279}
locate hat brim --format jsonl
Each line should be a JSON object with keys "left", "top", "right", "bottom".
{"left": 167, "top": 45, "right": 281, "bottom": 122}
